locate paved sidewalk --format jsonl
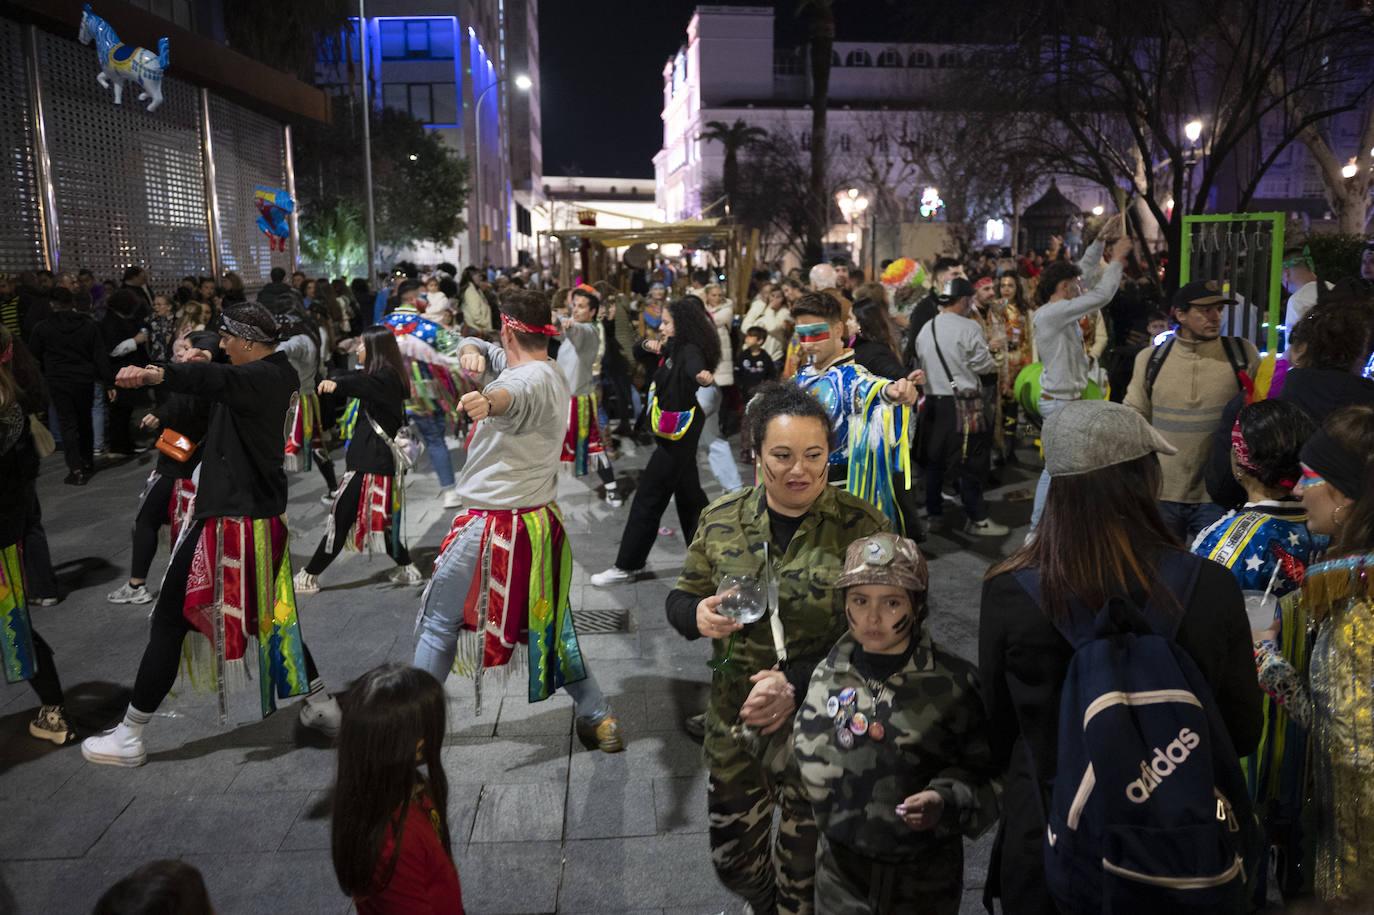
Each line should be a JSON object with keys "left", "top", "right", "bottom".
{"left": 0, "top": 434, "right": 1029, "bottom": 914}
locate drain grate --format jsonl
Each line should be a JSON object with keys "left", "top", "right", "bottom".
{"left": 576, "top": 608, "right": 632, "bottom": 634}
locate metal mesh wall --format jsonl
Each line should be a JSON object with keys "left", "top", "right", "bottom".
{"left": 209, "top": 95, "right": 289, "bottom": 291}
{"left": 0, "top": 21, "right": 45, "bottom": 271}
{"left": 37, "top": 27, "right": 211, "bottom": 285}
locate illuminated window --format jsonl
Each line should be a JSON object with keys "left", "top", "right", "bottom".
{"left": 907, "top": 50, "right": 932, "bottom": 68}
{"left": 844, "top": 50, "right": 872, "bottom": 67}
{"left": 877, "top": 49, "right": 901, "bottom": 67}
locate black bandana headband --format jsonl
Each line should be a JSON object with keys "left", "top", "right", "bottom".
{"left": 1300, "top": 427, "right": 1366, "bottom": 500}
{"left": 220, "top": 314, "right": 275, "bottom": 343}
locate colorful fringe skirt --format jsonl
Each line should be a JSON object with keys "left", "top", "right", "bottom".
{"left": 560, "top": 393, "right": 608, "bottom": 477}
{"left": 284, "top": 391, "right": 327, "bottom": 472}
{"left": 0, "top": 541, "right": 34, "bottom": 684}
{"left": 427, "top": 504, "right": 586, "bottom": 704}
{"left": 177, "top": 515, "right": 309, "bottom": 720}
{"left": 325, "top": 471, "right": 404, "bottom": 560}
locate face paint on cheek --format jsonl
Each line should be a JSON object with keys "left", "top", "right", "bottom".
{"left": 891, "top": 614, "right": 913, "bottom": 634}
{"left": 761, "top": 461, "right": 778, "bottom": 484}
{"left": 796, "top": 322, "right": 832, "bottom": 344}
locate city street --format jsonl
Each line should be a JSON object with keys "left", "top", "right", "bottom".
{"left": 0, "top": 435, "right": 1028, "bottom": 914}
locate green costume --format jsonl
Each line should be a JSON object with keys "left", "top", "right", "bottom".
{"left": 794, "top": 630, "right": 1000, "bottom": 914}
{"left": 676, "top": 484, "right": 889, "bottom": 914}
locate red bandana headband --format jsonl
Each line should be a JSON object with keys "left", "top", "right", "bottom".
{"left": 1232, "top": 418, "right": 1298, "bottom": 490}
{"left": 0, "top": 343, "right": 11, "bottom": 364}
{"left": 973, "top": 276, "right": 994, "bottom": 290}
{"left": 501, "top": 311, "right": 559, "bottom": 336}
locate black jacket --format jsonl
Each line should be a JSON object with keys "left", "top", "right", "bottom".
{"left": 1207, "top": 368, "right": 1374, "bottom": 510}
{"left": 902, "top": 292, "right": 941, "bottom": 371}
{"left": 100, "top": 310, "right": 149, "bottom": 370}
{"left": 161, "top": 351, "right": 298, "bottom": 520}
{"left": 852, "top": 335, "right": 906, "bottom": 380}
{"left": 648, "top": 339, "right": 706, "bottom": 413}
{"left": 29, "top": 311, "right": 114, "bottom": 387}
{"left": 977, "top": 552, "right": 1262, "bottom": 911}
{"left": 152, "top": 389, "right": 211, "bottom": 479}
{"left": 334, "top": 368, "right": 407, "bottom": 475}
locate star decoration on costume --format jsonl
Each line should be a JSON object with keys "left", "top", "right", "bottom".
{"left": 1245, "top": 555, "right": 1264, "bottom": 572}
{"left": 1288, "top": 531, "right": 1300, "bottom": 546}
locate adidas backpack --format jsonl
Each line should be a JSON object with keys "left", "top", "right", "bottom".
{"left": 1015, "top": 551, "right": 1256, "bottom": 913}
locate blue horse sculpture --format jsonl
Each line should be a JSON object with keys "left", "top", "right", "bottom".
{"left": 78, "top": 5, "right": 170, "bottom": 112}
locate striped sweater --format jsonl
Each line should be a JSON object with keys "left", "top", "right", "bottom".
{"left": 1124, "top": 334, "right": 1258, "bottom": 503}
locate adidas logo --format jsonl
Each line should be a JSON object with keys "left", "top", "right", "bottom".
{"left": 1125, "top": 727, "right": 1201, "bottom": 804}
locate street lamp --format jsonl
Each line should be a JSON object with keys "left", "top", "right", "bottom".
{"left": 836, "top": 187, "right": 869, "bottom": 269}
{"left": 473, "top": 74, "right": 530, "bottom": 266}
{"left": 1181, "top": 120, "right": 1204, "bottom": 213}
{"left": 1342, "top": 158, "right": 1359, "bottom": 179}
{"left": 1091, "top": 205, "right": 1105, "bottom": 216}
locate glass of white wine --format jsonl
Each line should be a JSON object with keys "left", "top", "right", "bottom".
{"left": 707, "top": 574, "right": 766, "bottom": 676}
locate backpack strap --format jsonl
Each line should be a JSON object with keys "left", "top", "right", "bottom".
{"left": 1218, "top": 336, "right": 1249, "bottom": 392}
{"left": 1142, "top": 337, "right": 1174, "bottom": 400}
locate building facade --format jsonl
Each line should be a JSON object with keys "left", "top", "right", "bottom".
{"left": 0, "top": 0, "right": 327, "bottom": 292}
{"left": 315, "top": 0, "right": 542, "bottom": 272}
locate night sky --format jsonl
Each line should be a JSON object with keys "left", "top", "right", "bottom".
{"left": 537, "top": 0, "right": 935, "bottom": 179}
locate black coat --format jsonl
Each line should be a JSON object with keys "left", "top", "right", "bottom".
{"left": 151, "top": 388, "right": 212, "bottom": 478}
{"left": 29, "top": 311, "right": 114, "bottom": 388}
{"left": 977, "top": 552, "right": 1263, "bottom": 912}
{"left": 333, "top": 367, "right": 407, "bottom": 475}
{"left": 160, "top": 351, "right": 298, "bottom": 520}
{"left": 648, "top": 340, "right": 706, "bottom": 413}
{"left": 901, "top": 292, "right": 940, "bottom": 371}
{"left": 100, "top": 310, "right": 149, "bottom": 370}
{"left": 852, "top": 335, "right": 905, "bottom": 380}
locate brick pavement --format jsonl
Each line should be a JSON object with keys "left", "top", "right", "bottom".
{"left": 0, "top": 432, "right": 1032, "bottom": 914}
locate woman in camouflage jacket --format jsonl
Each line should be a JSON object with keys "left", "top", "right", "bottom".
{"left": 665, "top": 381, "right": 889, "bottom": 914}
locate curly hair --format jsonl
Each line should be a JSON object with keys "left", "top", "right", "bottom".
{"left": 667, "top": 296, "right": 721, "bottom": 368}
{"left": 1235, "top": 399, "right": 1315, "bottom": 491}
{"left": 1036, "top": 260, "right": 1083, "bottom": 306}
{"left": 745, "top": 379, "right": 835, "bottom": 454}
{"left": 1291, "top": 297, "right": 1374, "bottom": 372}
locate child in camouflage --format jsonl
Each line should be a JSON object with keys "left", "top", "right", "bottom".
{"left": 793, "top": 532, "right": 1000, "bottom": 913}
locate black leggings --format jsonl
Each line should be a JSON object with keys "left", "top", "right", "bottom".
{"left": 130, "top": 473, "right": 176, "bottom": 581}
{"left": 28, "top": 630, "right": 63, "bottom": 706}
{"left": 131, "top": 519, "right": 320, "bottom": 714}
{"left": 614, "top": 429, "right": 707, "bottom": 571}
{"left": 315, "top": 450, "right": 338, "bottom": 494}
{"left": 304, "top": 472, "right": 410, "bottom": 575}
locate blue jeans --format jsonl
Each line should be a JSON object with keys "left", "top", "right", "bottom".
{"left": 1158, "top": 500, "right": 1225, "bottom": 548}
{"left": 413, "top": 518, "right": 610, "bottom": 723}
{"left": 1029, "top": 398, "right": 1070, "bottom": 532}
{"left": 412, "top": 411, "right": 455, "bottom": 489}
{"left": 696, "top": 385, "right": 743, "bottom": 493}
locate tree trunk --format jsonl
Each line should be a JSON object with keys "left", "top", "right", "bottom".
{"left": 805, "top": 4, "right": 834, "bottom": 269}
{"left": 723, "top": 149, "right": 738, "bottom": 219}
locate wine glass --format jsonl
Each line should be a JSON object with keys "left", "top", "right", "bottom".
{"left": 707, "top": 574, "right": 766, "bottom": 676}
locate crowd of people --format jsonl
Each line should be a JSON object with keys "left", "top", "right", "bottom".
{"left": 2, "top": 230, "right": 1374, "bottom": 914}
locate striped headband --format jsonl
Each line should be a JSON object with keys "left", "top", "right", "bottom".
{"left": 501, "top": 311, "right": 560, "bottom": 336}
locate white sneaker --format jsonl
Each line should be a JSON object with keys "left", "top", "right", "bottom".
{"left": 81, "top": 723, "right": 147, "bottom": 767}
{"left": 964, "top": 517, "right": 1010, "bottom": 537}
{"left": 107, "top": 582, "right": 152, "bottom": 605}
{"left": 293, "top": 569, "right": 319, "bottom": 594}
{"left": 299, "top": 694, "right": 341, "bottom": 738}
{"left": 590, "top": 567, "right": 636, "bottom": 587}
{"left": 441, "top": 489, "right": 463, "bottom": 509}
{"left": 319, "top": 492, "right": 335, "bottom": 507}
{"left": 605, "top": 487, "right": 624, "bottom": 508}
{"left": 388, "top": 563, "right": 423, "bottom": 585}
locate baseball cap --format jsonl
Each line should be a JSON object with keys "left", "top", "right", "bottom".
{"left": 833, "top": 533, "right": 929, "bottom": 593}
{"left": 1043, "top": 400, "right": 1177, "bottom": 477}
{"left": 935, "top": 276, "right": 975, "bottom": 305}
{"left": 1172, "top": 279, "right": 1236, "bottom": 311}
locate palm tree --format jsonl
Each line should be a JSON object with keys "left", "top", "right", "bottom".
{"left": 700, "top": 119, "right": 768, "bottom": 218}
{"left": 799, "top": 0, "right": 835, "bottom": 267}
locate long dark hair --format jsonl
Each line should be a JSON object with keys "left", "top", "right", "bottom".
{"left": 360, "top": 324, "right": 406, "bottom": 380}
{"left": 331, "top": 663, "right": 451, "bottom": 898}
{"left": 667, "top": 295, "right": 721, "bottom": 368}
{"left": 852, "top": 297, "right": 900, "bottom": 361}
{"left": 1320, "top": 405, "right": 1374, "bottom": 558}
{"left": 987, "top": 454, "right": 1181, "bottom": 618}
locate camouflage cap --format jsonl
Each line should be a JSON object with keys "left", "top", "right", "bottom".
{"left": 833, "top": 533, "right": 928, "bottom": 593}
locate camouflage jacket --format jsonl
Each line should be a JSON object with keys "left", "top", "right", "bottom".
{"left": 676, "top": 484, "right": 889, "bottom": 783}
{"left": 795, "top": 631, "right": 1001, "bottom": 863}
